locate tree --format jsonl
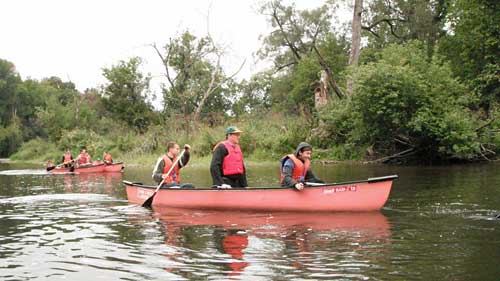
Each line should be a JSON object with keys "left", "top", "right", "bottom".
{"left": 232, "top": 72, "right": 273, "bottom": 117}
{"left": 101, "top": 57, "right": 154, "bottom": 132}
{"left": 259, "top": 0, "right": 345, "bottom": 99}
{"left": 362, "top": 0, "right": 448, "bottom": 54}
{"left": 153, "top": 31, "right": 242, "bottom": 123}
{"left": 439, "top": 0, "right": 500, "bottom": 114}
{"left": 319, "top": 42, "right": 496, "bottom": 162}
{"left": 347, "top": 0, "right": 363, "bottom": 96}
{"left": 0, "top": 59, "right": 22, "bottom": 126}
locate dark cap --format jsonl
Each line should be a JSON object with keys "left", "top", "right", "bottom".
{"left": 295, "top": 142, "right": 312, "bottom": 156}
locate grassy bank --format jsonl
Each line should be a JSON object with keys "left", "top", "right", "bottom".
{"left": 10, "top": 113, "right": 352, "bottom": 167}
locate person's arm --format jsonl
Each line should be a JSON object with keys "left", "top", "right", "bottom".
{"left": 305, "top": 167, "right": 324, "bottom": 183}
{"left": 152, "top": 157, "right": 165, "bottom": 184}
{"left": 210, "top": 144, "right": 228, "bottom": 186}
{"left": 178, "top": 150, "right": 190, "bottom": 169}
{"left": 241, "top": 163, "right": 248, "bottom": 187}
{"left": 281, "top": 159, "right": 297, "bottom": 187}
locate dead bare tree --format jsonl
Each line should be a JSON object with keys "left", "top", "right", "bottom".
{"left": 152, "top": 16, "right": 245, "bottom": 123}
{"left": 347, "top": 0, "right": 363, "bottom": 96}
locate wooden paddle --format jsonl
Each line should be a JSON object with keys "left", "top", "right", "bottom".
{"left": 56, "top": 158, "right": 76, "bottom": 169}
{"left": 142, "top": 149, "right": 186, "bottom": 208}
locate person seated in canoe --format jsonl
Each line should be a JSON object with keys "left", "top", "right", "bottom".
{"left": 280, "top": 142, "right": 323, "bottom": 190}
{"left": 46, "top": 160, "right": 56, "bottom": 171}
{"left": 103, "top": 151, "right": 113, "bottom": 165}
{"left": 61, "top": 148, "right": 74, "bottom": 168}
{"left": 76, "top": 148, "right": 92, "bottom": 167}
{"left": 210, "top": 126, "right": 248, "bottom": 189}
{"left": 152, "top": 141, "right": 193, "bottom": 188}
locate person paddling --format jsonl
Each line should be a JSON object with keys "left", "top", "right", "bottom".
{"left": 46, "top": 160, "right": 56, "bottom": 171}
{"left": 77, "top": 149, "right": 92, "bottom": 167}
{"left": 103, "top": 151, "right": 113, "bottom": 164}
{"left": 210, "top": 126, "right": 248, "bottom": 189}
{"left": 61, "top": 149, "right": 73, "bottom": 168}
{"left": 280, "top": 142, "right": 323, "bottom": 190}
{"left": 152, "top": 141, "right": 192, "bottom": 188}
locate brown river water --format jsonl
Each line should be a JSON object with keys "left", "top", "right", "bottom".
{"left": 0, "top": 161, "right": 499, "bottom": 280}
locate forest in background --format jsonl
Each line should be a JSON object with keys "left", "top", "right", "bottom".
{"left": 1, "top": 0, "right": 499, "bottom": 165}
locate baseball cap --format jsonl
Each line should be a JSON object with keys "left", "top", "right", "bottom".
{"left": 225, "top": 126, "right": 243, "bottom": 135}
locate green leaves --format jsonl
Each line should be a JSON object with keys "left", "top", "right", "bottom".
{"left": 101, "top": 57, "right": 154, "bottom": 132}
{"left": 320, "top": 42, "right": 487, "bottom": 161}
{"left": 160, "top": 31, "right": 231, "bottom": 118}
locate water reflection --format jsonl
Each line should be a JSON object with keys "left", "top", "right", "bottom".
{"left": 3, "top": 162, "right": 500, "bottom": 280}
{"left": 62, "top": 173, "right": 123, "bottom": 195}
{"left": 151, "top": 208, "right": 391, "bottom": 280}
{"left": 0, "top": 168, "right": 123, "bottom": 198}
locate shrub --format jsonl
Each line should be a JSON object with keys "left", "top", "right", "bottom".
{"left": 320, "top": 41, "right": 488, "bottom": 161}
{"left": 10, "top": 138, "right": 59, "bottom": 161}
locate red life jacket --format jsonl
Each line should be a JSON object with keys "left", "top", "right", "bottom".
{"left": 63, "top": 152, "right": 72, "bottom": 163}
{"left": 280, "top": 154, "right": 310, "bottom": 184}
{"left": 222, "top": 234, "right": 248, "bottom": 259}
{"left": 221, "top": 141, "right": 244, "bottom": 176}
{"left": 78, "top": 153, "right": 91, "bottom": 165}
{"left": 162, "top": 155, "right": 181, "bottom": 184}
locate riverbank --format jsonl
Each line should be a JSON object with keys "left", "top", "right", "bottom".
{"left": 6, "top": 153, "right": 350, "bottom": 169}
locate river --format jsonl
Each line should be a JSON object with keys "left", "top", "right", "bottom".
{"left": 0, "top": 161, "right": 499, "bottom": 280}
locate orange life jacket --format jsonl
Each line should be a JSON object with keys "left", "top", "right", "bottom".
{"left": 280, "top": 154, "right": 310, "bottom": 184}
{"left": 162, "top": 155, "right": 181, "bottom": 184}
{"left": 219, "top": 141, "right": 244, "bottom": 176}
{"left": 103, "top": 153, "right": 113, "bottom": 163}
{"left": 63, "top": 152, "right": 72, "bottom": 163}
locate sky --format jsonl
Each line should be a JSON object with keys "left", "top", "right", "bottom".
{"left": 1, "top": 0, "right": 349, "bottom": 105}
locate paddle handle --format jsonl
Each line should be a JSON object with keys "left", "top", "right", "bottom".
{"left": 305, "top": 182, "right": 327, "bottom": 186}
{"left": 152, "top": 149, "right": 186, "bottom": 193}
{"left": 56, "top": 158, "right": 75, "bottom": 168}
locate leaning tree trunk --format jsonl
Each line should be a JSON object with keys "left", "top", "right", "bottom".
{"left": 347, "top": 0, "right": 363, "bottom": 96}
{"left": 314, "top": 70, "right": 329, "bottom": 109}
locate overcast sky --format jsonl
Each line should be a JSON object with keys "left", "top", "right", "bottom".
{"left": 1, "top": 0, "right": 349, "bottom": 105}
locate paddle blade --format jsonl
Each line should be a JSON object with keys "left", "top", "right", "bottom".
{"left": 141, "top": 192, "right": 157, "bottom": 208}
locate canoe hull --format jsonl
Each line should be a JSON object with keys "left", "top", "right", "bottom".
{"left": 124, "top": 175, "right": 397, "bottom": 212}
{"left": 50, "top": 164, "right": 106, "bottom": 173}
{"left": 103, "top": 162, "right": 124, "bottom": 172}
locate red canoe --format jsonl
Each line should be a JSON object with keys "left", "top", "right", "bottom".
{"left": 50, "top": 162, "right": 124, "bottom": 173}
{"left": 103, "top": 162, "right": 124, "bottom": 172}
{"left": 124, "top": 175, "right": 398, "bottom": 212}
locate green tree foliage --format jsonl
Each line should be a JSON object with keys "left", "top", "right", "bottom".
{"left": 363, "top": 0, "right": 448, "bottom": 53}
{"left": 0, "top": 59, "right": 22, "bottom": 126}
{"left": 319, "top": 42, "right": 494, "bottom": 162}
{"left": 439, "top": 0, "right": 500, "bottom": 113}
{"left": 158, "top": 31, "right": 232, "bottom": 119}
{"left": 101, "top": 57, "right": 154, "bottom": 132}
{"left": 258, "top": 1, "right": 349, "bottom": 113}
{"left": 35, "top": 77, "right": 83, "bottom": 141}
{"left": 232, "top": 72, "right": 273, "bottom": 117}
{"left": 0, "top": 116, "right": 23, "bottom": 157}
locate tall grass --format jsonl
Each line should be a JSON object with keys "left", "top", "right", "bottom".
{"left": 10, "top": 112, "right": 320, "bottom": 165}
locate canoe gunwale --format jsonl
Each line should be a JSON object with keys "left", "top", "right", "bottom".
{"left": 123, "top": 174, "right": 398, "bottom": 191}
